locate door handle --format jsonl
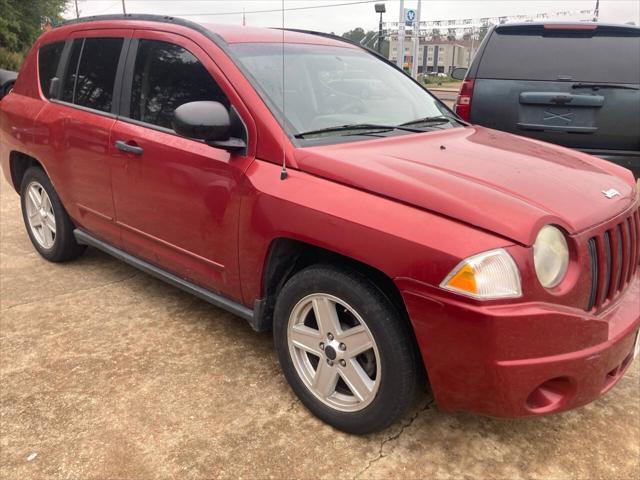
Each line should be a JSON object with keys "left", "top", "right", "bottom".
{"left": 115, "top": 140, "right": 144, "bottom": 155}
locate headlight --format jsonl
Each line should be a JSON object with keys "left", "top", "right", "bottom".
{"left": 440, "top": 248, "right": 522, "bottom": 300}
{"left": 533, "top": 225, "right": 569, "bottom": 289}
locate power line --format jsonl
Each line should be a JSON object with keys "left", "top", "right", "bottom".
{"left": 177, "top": 0, "right": 378, "bottom": 17}
{"left": 79, "top": 0, "right": 379, "bottom": 17}
{"left": 96, "top": 1, "right": 121, "bottom": 15}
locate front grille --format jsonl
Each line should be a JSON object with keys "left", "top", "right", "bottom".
{"left": 586, "top": 208, "right": 640, "bottom": 311}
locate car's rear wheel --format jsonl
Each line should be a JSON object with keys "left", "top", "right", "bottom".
{"left": 274, "top": 265, "right": 418, "bottom": 434}
{"left": 20, "top": 167, "right": 85, "bottom": 262}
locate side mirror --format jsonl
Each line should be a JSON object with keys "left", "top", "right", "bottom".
{"left": 173, "top": 101, "right": 246, "bottom": 151}
{"left": 451, "top": 67, "right": 468, "bottom": 81}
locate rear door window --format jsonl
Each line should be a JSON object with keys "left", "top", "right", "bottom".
{"left": 60, "top": 37, "right": 124, "bottom": 112}
{"left": 478, "top": 28, "right": 640, "bottom": 84}
{"left": 127, "top": 39, "right": 229, "bottom": 129}
{"left": 38, "top": 41, "right": 65, "bottom": 98}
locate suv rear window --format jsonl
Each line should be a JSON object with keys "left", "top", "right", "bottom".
{"left": 60, "top": 38, "right": 124, "bottom": 113}
{"left": 477, "top": 27, "right": 640, "bottom": 84}
{"left": 38, "top": 41, "right": 65, "bottom": 98}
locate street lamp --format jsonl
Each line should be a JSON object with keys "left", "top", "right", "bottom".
{"left": 375, "top": 3, "right": 386, "bottom": 54}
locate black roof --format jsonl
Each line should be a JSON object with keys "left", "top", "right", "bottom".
{"left": 495, "top": 22, "right": 640, "bottom": 36}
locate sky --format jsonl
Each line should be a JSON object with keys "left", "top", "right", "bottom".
{"left": 65, "top": 1, "right": 640, "bottom": 34}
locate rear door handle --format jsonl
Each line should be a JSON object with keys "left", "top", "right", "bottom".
{"left": 115, "top": 140, "right": 144, "bottom": 155}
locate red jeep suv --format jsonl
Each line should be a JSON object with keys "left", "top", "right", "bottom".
{"left": 1, "top": 15, "right": 639, "bottom": 434}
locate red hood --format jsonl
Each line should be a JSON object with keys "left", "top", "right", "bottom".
{"left": 294, "top": 126, "right": 637, "bottom": 245}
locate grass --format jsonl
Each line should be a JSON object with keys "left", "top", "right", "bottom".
{"left": 421, "top": 75, "right": 460, "bottom": 86}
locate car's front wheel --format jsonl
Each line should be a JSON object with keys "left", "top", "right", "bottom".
{"left": 20, "top": 166, "right": 86, "bottom": 262}
{"left": 274, "top": 265, "right": 419, "bottom": 434}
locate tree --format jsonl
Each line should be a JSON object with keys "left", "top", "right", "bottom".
{"left": 341, "top": 27, "right": 366, "bottom": 43}
{"left": 341, "top": 27, "right": 389, "bottom": 57}
{"left": 0, "top": 0, "right": 69, "bottom": 70}
{"left": 478, "top": 25, "right": 490, "bottom": 43}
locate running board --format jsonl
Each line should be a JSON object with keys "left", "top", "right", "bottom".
{"left": 73, "top": 229, "right": 257, "bottom": 326}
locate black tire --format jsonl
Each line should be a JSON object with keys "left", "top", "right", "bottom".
{"left": 20, "top": 166, "right": 86, "bottom": 262}
{"left": 274, "top": 264, "right": 419, "bottom": 434}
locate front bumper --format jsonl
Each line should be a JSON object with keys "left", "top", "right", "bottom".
{"left": 400, "top": 273, "right": 640, "bottom": 417}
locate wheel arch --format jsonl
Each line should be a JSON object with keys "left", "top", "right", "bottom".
{"left": 9, "top": 151, "right": 46, "bottom": 193}
{"left": 255, "top": 237, "right": 428, "bottom": 384}
{"left": 261, "top": 238, "right": 405, "bottom": 316}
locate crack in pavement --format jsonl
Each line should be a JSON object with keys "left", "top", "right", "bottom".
{"left": 353, "top": 397, "right": 434, "bottom": 480}
{"left": 1, "top": 273, "right": 140, "bottom": 312}
{"left": 284, "top": 398, "right": 299, "bottom": 413}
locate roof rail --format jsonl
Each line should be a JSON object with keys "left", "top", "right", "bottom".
{"left": 54, "top": 13, "right": 222, "bottom": 40}
{"left": 54, "top": 13, "right": 229, "bottom": 48}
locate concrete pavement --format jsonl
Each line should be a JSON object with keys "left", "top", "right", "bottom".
{"left": 1, "top": 177, "right": 639, "bottom": 479}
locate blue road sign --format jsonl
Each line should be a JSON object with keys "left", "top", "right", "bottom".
{"left": 405, "top": 9, "right": 416, "bottom": 26}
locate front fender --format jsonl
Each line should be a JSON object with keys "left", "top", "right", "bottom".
{"left": 237, "top": 159, "right": 513, "bottom": 306}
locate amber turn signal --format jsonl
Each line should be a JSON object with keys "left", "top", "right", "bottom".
{"left": 441, "top": 249, "right": 522, "bottom": 300}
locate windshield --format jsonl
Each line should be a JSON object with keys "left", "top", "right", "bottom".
{"left": 230, "top": 42, "right": 455, "bottom": 140}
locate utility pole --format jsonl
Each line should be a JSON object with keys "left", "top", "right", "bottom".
{"left": 396, "top": 0, "right": 405, "bottom": 68}
{"left": 375, "top": 4, "right": 386, "bottom": 54}
{"left": 411, "top": 0, "right": 422, "bottom": 79}
{"left": 74, "top": 0, "right": 79, "bottom": 18}
{"left": 122, "top": 0, "right": 127, "bottom": 15}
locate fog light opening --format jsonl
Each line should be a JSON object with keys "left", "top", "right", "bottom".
{"left": 602, "top": 352, "right": 634, "bottom": 393}
{"left": 526, "top": 377, "right": 573, "bottom": 413}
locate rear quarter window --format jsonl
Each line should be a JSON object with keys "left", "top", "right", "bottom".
{"left": 38, "top": 41, "right": 65, "bottom": 98}
{"left": 477, "top": 29, "right": 640, "bottom": 84}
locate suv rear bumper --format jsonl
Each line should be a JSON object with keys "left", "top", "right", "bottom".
{"left": 581, "top": 148, "right": 640, "bottom": 179}
{"left": 400, "top": 273, "right": 640, "bottom": 417}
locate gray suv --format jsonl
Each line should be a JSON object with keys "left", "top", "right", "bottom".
{"left": 453, "top": 23, "right": 640, "bottom": 178}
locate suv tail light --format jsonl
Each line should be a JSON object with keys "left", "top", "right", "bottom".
{"left": 454, "top": 79, "right": 474, "bottom": 122}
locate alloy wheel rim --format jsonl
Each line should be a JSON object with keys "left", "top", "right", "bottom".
{"left": 25, "top": 181, "right": 56, "bottom": 250}
{"left": 287, "top": 293, "right": 381, "bottom": 412}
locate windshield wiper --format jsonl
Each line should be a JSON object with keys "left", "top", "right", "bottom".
{"left": 572, "top": 83, "right": 639, "bottom": 91}
{"left": 400, "top": 115, "right": 453, "bottom": 127}
{"left": 294, "top": 123, "right": 424, "bottom": 139}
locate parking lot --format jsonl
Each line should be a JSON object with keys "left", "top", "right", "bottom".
{"left": 1, "top": 176, "right": 638, "bottom": 479}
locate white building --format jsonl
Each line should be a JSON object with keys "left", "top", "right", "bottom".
{"left": 389, "top": 35, "right": 478, "bottom": 74}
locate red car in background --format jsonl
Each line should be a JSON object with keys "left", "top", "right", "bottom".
{"left": 1, "top": 15, "right": 638, "bottom": 434}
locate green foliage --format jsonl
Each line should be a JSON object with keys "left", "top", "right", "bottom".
{"left": 478, "top": 25, "right": 489, "bottom": 43}
{"left": 0, "top": 48, "right": 24, "bottom": 71}
{"left": 0, "top": 0, "right": 69, "bottom": 70}
{"left": 341, "top": 27, "right": 366, "bottom": 43}
{"left": 341, "top": 27, "right": 389, "bottom": 57}
{"left": 422, "top": 75, "right": 459, "bottom": 86}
